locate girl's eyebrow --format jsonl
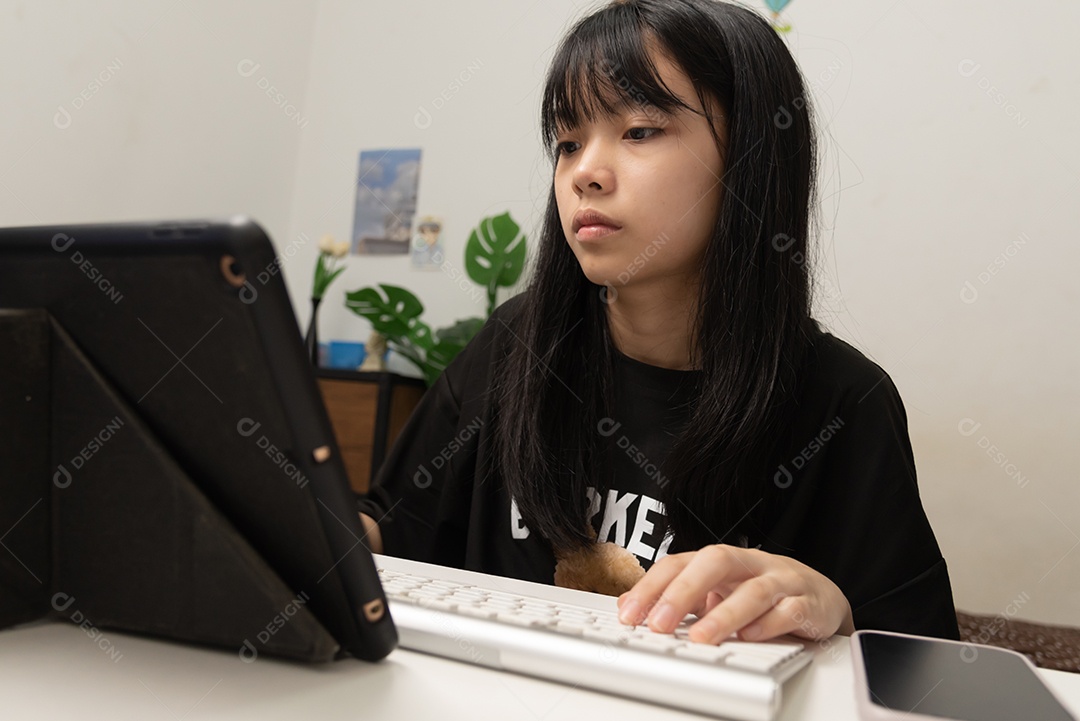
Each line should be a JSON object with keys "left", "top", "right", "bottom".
{"left": 556, "top": 101, "right": 674, "bottom": 135}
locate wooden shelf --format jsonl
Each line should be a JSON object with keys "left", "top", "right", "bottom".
{"left": 316, "top": 369, "right": 426, "bottom": 494}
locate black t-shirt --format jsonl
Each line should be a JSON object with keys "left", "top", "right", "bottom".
{"left": 358, "top": 294, "right": 960, "bottom": 640}
{"left": 586, "top": 348, "right": 697, "bottom": 569}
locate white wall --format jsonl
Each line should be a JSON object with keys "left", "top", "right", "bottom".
{"left": 3, "top": 0, "right": 1077, "bottom": 625}
{"left": 0, "top": 0, "right": 318, "bottom": 251}
{"left": 788, "top": 1, "right": 1080, "bottom": 627}
{"left": 289, "top": 0, "right": 579, "bottom": 369}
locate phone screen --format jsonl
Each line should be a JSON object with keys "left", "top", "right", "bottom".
{"left": 859, "top": 632, "right": 1075, "bottom": 721}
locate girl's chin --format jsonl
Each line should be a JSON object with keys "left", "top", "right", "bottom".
{"left": 570, "top": 254, "right": 630, "bottom": 288}
{"left": 577, "top": 267, "right": 623, "bottom": 290}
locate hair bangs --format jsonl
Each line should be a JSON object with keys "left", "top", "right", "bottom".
{"left": 541, "top": 7, "right": 693, "bottom": 159}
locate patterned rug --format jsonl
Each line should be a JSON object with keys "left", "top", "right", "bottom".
{"left": 957, "top": 611, "right": 1080, "bottom": 673}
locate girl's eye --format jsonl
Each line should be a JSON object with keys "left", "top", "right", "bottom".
{"left": 626, "top": 127, "right": 661, "bottom": 141}
{"left": 554, "top": 127, "right": 660, "bottom": 157}
{"left": 555, "top": 141, "right": 579, "bottom": 156}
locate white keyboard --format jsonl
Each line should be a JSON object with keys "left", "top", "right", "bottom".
{"left": 375, "top": 555, "right": 813, "bottom": 721}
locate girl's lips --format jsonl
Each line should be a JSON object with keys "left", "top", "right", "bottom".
{"left": 572, "top": 208, "right": 622, "bottom": 233}
{"left": 575, "top": 225, "right": 621, "bottom": 241}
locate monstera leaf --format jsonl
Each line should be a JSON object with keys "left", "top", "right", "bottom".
{"left": 435, "top": 317, "right": 484, "bottom": 346}
{"left": 343, "top": 212, "right": 526, "bottom": 387}
{"left": 345, "top": 284, "right": 434, "bottom": 351}
{"left": 344, "top": 287, "right": 486, "bottom": 385}
{"left": 422, "top": 318, "right": 485, "bottom": 384}
{"left": 465, "top": 212, "right": 527, "bottom": 315}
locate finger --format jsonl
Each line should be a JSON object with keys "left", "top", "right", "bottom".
{"left": 616, "top": 553, "right": 692, "bottom": 625}
{"left": 688, "top": 576, "right": 788, "bottom": 645}
{"left": 745, "top": 590, "right": 851, "bottom": 642}
{"left": 700, "top": 590, "right": 725, "bottom": 617}
{"left": 643, "top": 545, "right": 764, "bottom": 634}
{"left": 731, "top": 593, "right": 809, "bottom": 642}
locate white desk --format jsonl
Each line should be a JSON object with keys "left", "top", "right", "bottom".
{"left": 2, "top": 618, "right": 1079, "bottom": 720}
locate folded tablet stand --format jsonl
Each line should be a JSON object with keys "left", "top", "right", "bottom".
{"left": 0, "top": 310, "right": 340, "bottom": 661}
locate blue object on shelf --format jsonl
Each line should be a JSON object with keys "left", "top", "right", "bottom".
{"left": 328, "top": 340, "right": 366, "bottom": 369}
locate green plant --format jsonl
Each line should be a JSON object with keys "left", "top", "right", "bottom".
{"left": 465, "top": 211, "right": 528, "bottom": 316}
{"left": 345, "top": 211, "right": 526, "bottom": 386}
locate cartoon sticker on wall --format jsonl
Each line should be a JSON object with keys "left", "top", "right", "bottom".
{"left": 411, "top": 215, "right": 444, "bottom": 269}
{"left": 764, "top": 0, "right": 793, "bottom": 33}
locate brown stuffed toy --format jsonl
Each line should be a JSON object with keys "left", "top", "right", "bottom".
{"left": 553, "top": 526, "right": 647, "bottom": 597}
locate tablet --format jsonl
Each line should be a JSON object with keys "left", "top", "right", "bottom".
{"left": 0, "top": 216, "right": 396, "bottom": 662}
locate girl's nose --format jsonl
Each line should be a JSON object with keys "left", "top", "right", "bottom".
{"left": 572, "top": 141, "right": 616, "bottom": 195}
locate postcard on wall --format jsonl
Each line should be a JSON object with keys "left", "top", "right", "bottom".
{"left": 411, "top": 215, "right": 444, "bottom": 270}
{"left": 351, "top": 148, "right": 421, "bottom": 255}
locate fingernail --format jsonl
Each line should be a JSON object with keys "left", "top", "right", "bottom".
{"left": 741, "top": 623, "right": 762, "bottom": 641}
{"left": 692, "top": 618, "right": 720, "bottom": 644}
{"left": 619, "top": 599, "right": 641, "bottom": 625}
{"left": 649, "top": 602, "right": 677, "bottom": 630}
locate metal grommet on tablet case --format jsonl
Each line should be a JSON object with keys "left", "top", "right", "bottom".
{"left": 362, "top": 599, "right": 385, "bottom": 622}
{"left": 312, "top": 445, "right": 331, "bottom": 463}
{"left": 220, "top": 255, "right": 246, "bottom": 287}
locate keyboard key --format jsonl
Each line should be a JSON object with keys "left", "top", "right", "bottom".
{"left": 724, "top": 654, "right": 780, "bottom": 673}
{"left": 673, "top": 644, "right": 730, "bottom": 663}
{"left": 418, "top": 599, "right": 459, "bottom": 612}
{"left": 721, "top": 641, "right": 803, "bottom": 656}
{"left": 554, "top": 620, "right": 586, "bottom": 635}
{"left": 627, "top": 635, "right": 685, "bottom": 653}
{"left": 457, "top": 606, "right": 498, "bottom": 620}
{"left": 497, "top": 611, "right": 544, "bottom": 627}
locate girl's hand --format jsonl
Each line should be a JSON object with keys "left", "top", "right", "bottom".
{"left": 615, "top": 545, "right": 855, "bottom": 644}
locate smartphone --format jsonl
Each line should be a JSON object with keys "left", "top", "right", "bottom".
{"left": 851, "top": 629, "right": 1076, "bottom": 721}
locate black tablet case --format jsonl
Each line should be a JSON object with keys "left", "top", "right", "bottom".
{"left": 0, "top": 220, "right": 396, "bottom": 662}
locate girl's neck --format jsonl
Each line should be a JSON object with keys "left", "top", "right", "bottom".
{"left": 605, "top": 281, "right": 699, "bottom": 371}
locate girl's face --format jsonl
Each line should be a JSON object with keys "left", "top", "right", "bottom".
{"left": 553, "top": 51, "right": 725, "bottom": 295}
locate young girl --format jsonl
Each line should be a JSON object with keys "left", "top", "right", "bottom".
{"left": 358, "top": 0, "right": 960, "bottom": 645}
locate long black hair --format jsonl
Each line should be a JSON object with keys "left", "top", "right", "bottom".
{"left": 489, "top": 0, "right": 819, "bottom": 555}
